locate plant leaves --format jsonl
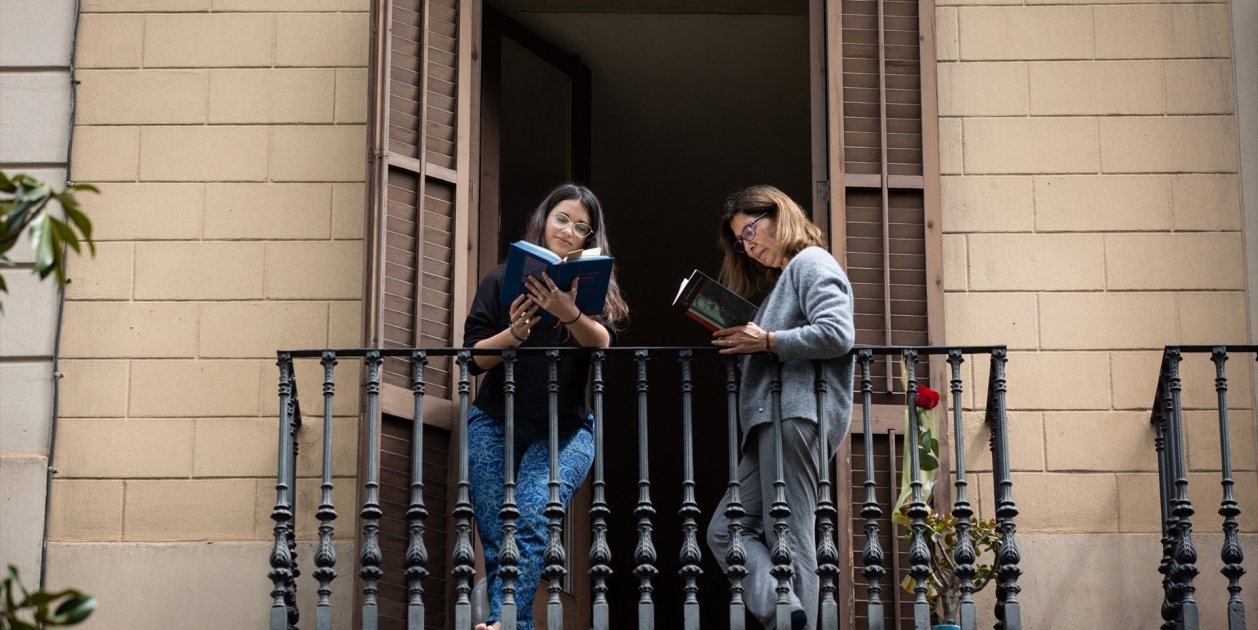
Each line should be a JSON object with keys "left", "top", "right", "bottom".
{"left": 47, "top": 594, "right": 96, "bottom": 624}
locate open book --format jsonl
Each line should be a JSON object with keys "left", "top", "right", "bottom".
{"left": 672, "top": 269, "right": 759, "bottom": 332}
{"left": 499, "top": 240, "right": 613, "bottom": 321}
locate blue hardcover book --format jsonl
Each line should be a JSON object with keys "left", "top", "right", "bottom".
{"left": 499, "top": 240, "right": 614, "bottom": 321}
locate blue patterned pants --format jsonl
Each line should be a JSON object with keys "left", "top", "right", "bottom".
{"left": 467, "top": 406, "right": 595, "bottom": 630}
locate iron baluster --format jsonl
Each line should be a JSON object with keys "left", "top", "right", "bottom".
{"left": 947, "top": 351, "right": 977, "bottom": 630}
{"left": 1212, "top": 348, "right": 1246, "bottom": 629}
{"left": 269, "top": 354, "right": 295, "bottom": 630}
{"left": 677, "top": 350, "right": 703, "bottom": 629}
{"left": 406, "top": 351, "right": 430, "bottom": 629}
{"left": 633, "top": 350, "right": 657, "bottom": 630}
{"left": 286, "top": 383, "right": 301, "bottom": 630}
{"left": 498, "top": 350, "right": 521, "bottom": 630}
{"left": 768, "top": 360, "right": 794, "bottom": 630}
{"left": 589, "top": 350, "right": 612, "bottom": 630}
{"left": 858, "top": 350, "right": 885, "bottom": 630}
{"left": 1157, "top": 374, "right": 1178, "bottom": 630}
{"left": 722, "top": 356, "right": 747, "bottom": 630}
{"left": 904, "top": 352, "right": 932, "bottom": 630}
{"left": 1166, "top": 348, "right": 1200, "bottom": 629}
{"left": 314, "top": 352, "right": 339, "bottom": 630}
{"left": 451, "top": 351, "right": 476, "bottom": 630}
{"left": 813, "top": 360, "right": 839, "bottom": 629}
{"left": 542, "top": 350, "right": 567, "bottom": 630}
{"left": 359, "top": 351, "right": 384, "bottom": 630}
{"left": 988, "top": 348, "right": 1022, "bottom": 630}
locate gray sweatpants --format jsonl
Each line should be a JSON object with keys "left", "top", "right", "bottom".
{"left": 706, "top": 418, "right": 822, "bottom": 630}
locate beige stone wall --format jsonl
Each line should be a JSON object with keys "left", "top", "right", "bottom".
{"left": 0, "top": 0, "right": 76, "bottom": 586}
{"left": 938, "top": 0, "right": 1257, "bottom": 626}
{"left": 49, "top": 2, "right": 367, "bottom": 627}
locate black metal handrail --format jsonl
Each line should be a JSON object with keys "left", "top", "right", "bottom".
{"left": 267, "top": 344, "right": 1020, "bottom": 630}
{"left": 1151, "top": 344, "right": 1253, "bottom": 630}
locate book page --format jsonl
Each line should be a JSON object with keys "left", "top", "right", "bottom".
{"left": 673, "top": 276, "right": 689, "bottom": 305}
{"left": 563, "top": 247, "right": 602, "bottom": 261}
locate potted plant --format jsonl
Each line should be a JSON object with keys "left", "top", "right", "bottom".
{"left": 893, "top": 384, "right": 1002, "bottom": 630}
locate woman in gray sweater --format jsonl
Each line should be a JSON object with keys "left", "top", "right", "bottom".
{"left": 706, "top": 185, "right": 856, "bottom": 630}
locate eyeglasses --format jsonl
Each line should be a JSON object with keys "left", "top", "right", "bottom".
{"left": 734, "top": 211, "right": 770, "bottom": 254}
{"left": 551, "top": 211, "right": 594, "bottom": 238}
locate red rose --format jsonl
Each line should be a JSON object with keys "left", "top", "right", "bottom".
{"left": 915, "top": 386, "right": 940, "bottom": 410}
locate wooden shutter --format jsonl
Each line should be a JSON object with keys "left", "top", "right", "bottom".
{"left": 362, "top": 0, "right": 478, "bottom": 625}
{"left": 830, "top": 0, "right": 942, "bottom": 396}
{"left": 365, "top": 0, "right": 475, "bottom": 401}
{"left": 820, "top": 0, "right": 943, "bottom": 625}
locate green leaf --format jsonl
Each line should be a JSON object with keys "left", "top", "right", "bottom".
{"left": 47, "top": 594, "right": 96, "bottom": 624}
{"left": 50, "top": 218, "right": 81, "bottom": 254}
{"left": 920, "top": 452, "right": 938, "bottom": 472}
{"left": 60, "top": 205, "right": 95, "bottom": 256}
{"left": 1, "top": 198, "right": 39, "bottom": 237}
{"left": 30, "top": 215, "right": 56, "bottom": 278}
{"left": 15, "top": 183, "right": 50, "bottom": 204}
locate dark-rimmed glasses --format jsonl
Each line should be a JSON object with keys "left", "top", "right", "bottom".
{"left": 734, "top": 211, "right": 770, "bottom": 254}
{"left": 551, "top": 211, "right": 594, "bottom": 238}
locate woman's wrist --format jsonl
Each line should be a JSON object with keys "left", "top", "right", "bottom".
{"left": 508, "top": 325, "right": 527, "bottom": 343}
{"left": 561, "top": 311, "right": 582, "bottom": 326}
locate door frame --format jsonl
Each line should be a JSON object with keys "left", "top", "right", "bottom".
{"left": 477, "top": 3, "right": 592, "bottom": 279}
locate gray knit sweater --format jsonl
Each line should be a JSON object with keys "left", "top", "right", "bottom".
{"left": 739, "top": 245, "right": 856, "bottom": 450}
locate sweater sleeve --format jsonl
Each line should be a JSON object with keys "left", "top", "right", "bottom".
{"left": 463, "top": 267, "right": 506, "bottom": 375}
{"left": 772, "top": 248, "right": 856, "bottom": 361}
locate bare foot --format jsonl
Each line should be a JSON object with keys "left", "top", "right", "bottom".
{"left": 473, "top": 623, "right": 501, "bottom": 630}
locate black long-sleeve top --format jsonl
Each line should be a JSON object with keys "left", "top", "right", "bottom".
{"left": 463, "top": 265, "right": 615, "bottom": 427}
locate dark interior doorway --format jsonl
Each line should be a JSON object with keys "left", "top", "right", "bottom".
{"left": 481, "top": 3, "right": 813, "bottom": 626}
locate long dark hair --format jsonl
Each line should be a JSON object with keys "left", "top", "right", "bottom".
{"left": 521, "top": 184, "right": 630, "bottom": 329}
{"left": 717, "top": 185, "right": 826, "bottom": 299}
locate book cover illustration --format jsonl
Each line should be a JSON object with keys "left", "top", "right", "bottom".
{"left": 499, "top": 240, "right": 614, "bottom": 321}
{"left": 672, "top": 269, "right": 759, "bottom": 332}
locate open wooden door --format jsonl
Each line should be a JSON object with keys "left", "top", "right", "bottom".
{"left": 477, "top": 6, "right": 594, "bottom": 629}
{"left": 362, "top": 0, "right": 480, "bottom": 626}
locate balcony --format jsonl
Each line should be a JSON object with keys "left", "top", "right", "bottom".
{"left": 264, "top": 344, "right": 1023, "bottom": 630}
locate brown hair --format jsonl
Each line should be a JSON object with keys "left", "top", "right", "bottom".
{"left": 717, "top": 185, "right": 826, "bottom": 299}
{"left": 522, "top": 184, "right": 630, "bottom": 329}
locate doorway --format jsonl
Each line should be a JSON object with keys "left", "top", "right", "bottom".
{"left": 479, "top": 3, "right": 814, "bottom": 627}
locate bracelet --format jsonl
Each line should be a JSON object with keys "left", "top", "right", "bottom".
{"left": 560, "top": 312, "right": 582, "bottom": 326}
{"left": 509, "top": 326, "right": 527, "bottom": 343}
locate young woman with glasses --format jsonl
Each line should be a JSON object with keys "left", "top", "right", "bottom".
{"left": 705, "top": 184, "right": 856, "bottom": 630}
{"left": 464, "top": 183, "right": 628, "bottom": 630}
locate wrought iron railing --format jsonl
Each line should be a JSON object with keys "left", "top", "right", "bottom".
{"left": 1151, "top": 345, "right": 1251, "bottom": 630}
{"left": 267, "top": 345, "right": 1020, "bottom": 630}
